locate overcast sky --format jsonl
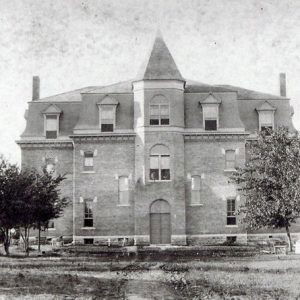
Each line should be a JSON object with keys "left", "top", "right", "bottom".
{"left": 1, "top": 0, "right": 300, "bottom": 165}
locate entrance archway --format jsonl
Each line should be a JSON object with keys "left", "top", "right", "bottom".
{"left": 150, "top": 199, "right": 171, "bottom": 244}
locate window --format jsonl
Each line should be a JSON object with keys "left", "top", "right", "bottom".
{"left": 101, "top": 106, "right": 114, "bottom": 132}
{"left": 84, "top": 199, "right": 93, "bottom": 227}
{"left": 226, "top": 236, "right": 237, "bottom": 244}
{"left": 45, "top": 115, "right": 58, "bottom": 138}
{"left": 150, "top": 95, "right": 169, "bottom": 126}
{"left": 225, "top": 150, "right": 236, "bottom": 170}
{"left": 84, "top": 151, "right": 94, "bottom": 171}
{"left": 191, "top": 175, "right": 201, "bottom": 205}
{"left": 42, "top": 104, "right": 62, "bottom": 139}
{"left": 48, "top": 220, "right": 55, "bottom": 229}
{"left": 227, "top": 198, "right": 236, "bottom": 225}
{"left": 119, "top": 176, "right": 129, "bottom": 205}
{"left": 200, "top": 94, "right": 221, "bottom": 131}
{"left": 259, "top": 111, "right": 274, "bottom": 131}
{"left": 205, "top": 119, "right": 217, "bottom": 131}
{"left": 97, "top": 96, "right": 118, "bottom": 132}
{"left": 149, "top": 145, "right": 170, "bottom": 181}
{"left": 45, "top": 158, "right": 56, "bottom": 175}
{"left": 256, "top": 101, "right": 276, "bottom": 132}
{"left": 84, "top": 238, "right": 94, "bottom": 245}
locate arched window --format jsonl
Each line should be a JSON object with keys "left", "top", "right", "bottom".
{"left": 150, "top": 145, "right": 170, "bottom": 181}
{"left": 149, "top": 95, "right": 169, "bottom": 126}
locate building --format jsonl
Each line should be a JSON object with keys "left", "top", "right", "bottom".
{"left": 17, "top": 32, "right": 297, "bottom": 246}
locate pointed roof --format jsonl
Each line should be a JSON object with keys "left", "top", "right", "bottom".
{"left": 136, "top": 30, "right": 184, "bottom": 81}
{"left": 256, "top": 101, "right": 277, "bottom": 111}
{"left": 42, "top": 104, "right": 62, "bottom": 114}
{"left": 200, "top": 92, "right": 222, "bottom": 104}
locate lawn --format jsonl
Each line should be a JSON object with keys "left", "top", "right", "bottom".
{"left": 0, "top": 251, "right": 300, "bottom": 299}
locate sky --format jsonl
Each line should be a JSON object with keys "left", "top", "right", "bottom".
{"left": 0, "top": 0, "right": 300, "bottom": 165}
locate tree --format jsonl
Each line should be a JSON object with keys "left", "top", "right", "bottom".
{"left": 0, "top": 157, "right": 23, "bottom": 255}
{"left": 232, "top": 127, "right": 300, "bottom": 251}
{"left": 0, "top": 156, "right": 69, "bottom": 256}
{"left": 31, "top": 169, "right": 68, "bottom": 252}
{"left": 18, "top": 169, "right": 69, "bottom": 255}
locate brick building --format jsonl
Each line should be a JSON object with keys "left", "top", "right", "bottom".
{"left": 17, "top": 32, "right": 297, "bottom": 246}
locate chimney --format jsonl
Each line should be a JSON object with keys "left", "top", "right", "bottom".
{"left": 32, "top": 76, "right": 40, "bottom": 100}
{"left": 279, "top": 73, "right": 286, "bottom": 97}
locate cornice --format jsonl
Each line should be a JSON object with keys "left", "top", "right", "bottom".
{"left": 184, "top": 132, "right": 249, "bottom": 142}
{"left": 70, "top": 133, "right": 136, "bottom": 143}
{"left": 16, "top": 139, "right": 73, "bottom": 149}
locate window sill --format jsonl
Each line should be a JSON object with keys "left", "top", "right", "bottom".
{"left": 47, "top": 228, "right": 56, "bottom": 231}
{"left": 117, "top": 204, "right": 130, "bottom": 207}
{"left": 81, "top": 171, "right": 95, "bottom": 174}
{"left": 81, "top": 227, "right": 96, "bottom": 230}
{"left": 189, "top": 203, "right": 203, "bottom": 207}
{"left": 224, "top": 169, "right": 237, "bottom": 173}
{"left": 149, "top": 180, "right": 172, "bottom": 183}
{"left": 225, "top": 225, "right": 238, "bottom": 228}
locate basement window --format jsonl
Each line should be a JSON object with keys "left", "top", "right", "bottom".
{"left": 84, "top": 238, "right": 94, "bottom": 245}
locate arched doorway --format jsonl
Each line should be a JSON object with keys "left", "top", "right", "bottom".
{"left": 150, "top": 200, "right": 171, "bottom": 244}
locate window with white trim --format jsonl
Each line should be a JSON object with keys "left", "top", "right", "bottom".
{"left": 191, "top": 175, "right": 201, "bottom": 205}
{"left": 83, "top": 151, "right": 94, "bottom": 171}
{"left": 227, "top": 198, "right": 236, "bottom": 225}
{"left": 149, "top": 145, "right": 170, "bottom": 181}
{"left": 45, "top": 115, "right": 59, "bottom": 138}
{"left": 84, "top": 199, "right": 93, "bottom": 227}
{"left": 97, "top": 96, "right": 118, "bottom": 133}
{"left": 150, "top": 95, "right": 169, "bottom": 126}
{"left": 119, "top": 176, "right": 129, "bottom": 205}
{"left": 203, "top": 105, "right": 218, "bottom": 131}
{"left": 100, "top": 105, "right": 115, "bottom": 132}
{"left": 225, "top": 150, "right": 236, "bottom": 170}
{"left": 259, "top": 111, "right": 274, "bottom": 132}
{"left": 45, "top": 158, "right": 56, "bottom": 175}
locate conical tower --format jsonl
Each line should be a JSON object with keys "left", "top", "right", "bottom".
{"left": 133, "top": 31, "right": 186, "bottom": 246}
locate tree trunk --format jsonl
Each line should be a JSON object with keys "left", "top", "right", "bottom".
{"left": 38, "top": 225, "right": 41, "bottom": 252}
{"left": 285, "top": 225, "right": 293, "bottom": 252}
{"left": 4, "top": 228, "right": 10, "bottom": 256}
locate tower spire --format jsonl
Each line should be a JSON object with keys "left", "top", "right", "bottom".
{"left": 136, "top": 31, "right": 184, "bottom": 81}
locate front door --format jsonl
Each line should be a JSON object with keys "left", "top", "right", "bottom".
{"left": 150, "top": 200, "right": 171, "bottom": 244}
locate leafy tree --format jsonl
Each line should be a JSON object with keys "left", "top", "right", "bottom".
{"left": 232, "top": 127, "right": 300, "bottom": 251}
{"left": 31, "top": 168, "right": 68, "bottom": 252}
{"left": 0, "top": 156, "right": 68, "bottom": 256}
{"left": 0, "top": 157, "right": 21, "bottom": 255}
{"left": 18, "top": 169, "right": 68, "bottom": 255}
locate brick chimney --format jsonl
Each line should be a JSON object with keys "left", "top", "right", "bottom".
{"left": 32, "top": 76, "right": 40, "bottom": 100}
{"left": 280, "top": 73, "right": 286, "bottom": 97}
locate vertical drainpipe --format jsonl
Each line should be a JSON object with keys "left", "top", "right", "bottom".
{"left": 72, "top": 140, "right": 76, "bottom": 244}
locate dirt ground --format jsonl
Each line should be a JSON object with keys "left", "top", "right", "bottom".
{"left": 0, "top": 247, "right": 300, "bottom": 299}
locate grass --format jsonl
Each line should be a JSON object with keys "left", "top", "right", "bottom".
{"left": 0, "top": 251, "right": 300, "bottom": 299}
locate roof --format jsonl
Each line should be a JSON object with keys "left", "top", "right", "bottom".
{"left": 185, "top": 80, "right": 231, "bottom": 93}
{"left": 256, "top": 101, "right": 277, "bottom": 111}
{"left": 216, "top": 85, "right": 287, "bottom": 100}
{"left": 136, "top": 30, "right": 184, "bottom": 81}
{"left": 42, "top": 104, "right": 62, "bottom": 114}
{"left": 36, "top": 86, "right": 99, "bottom": 102}
{"left": 85, "top": 80, "right": 133, "bottom": 94}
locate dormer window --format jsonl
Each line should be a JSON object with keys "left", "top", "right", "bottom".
{"left": 97, "top": 96, "right": 119, "bottom": 133}
{"left": 42, "top": 104, "right": 62, "bottom": 139}
{"left": 149, "top": 95, "right": 169, "bottom": 126}
{"left": 200, "top": 93, "right": 221, "bottom": 131}
{"left": 256, "top": 101, "right": 276, "bottom": 132}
